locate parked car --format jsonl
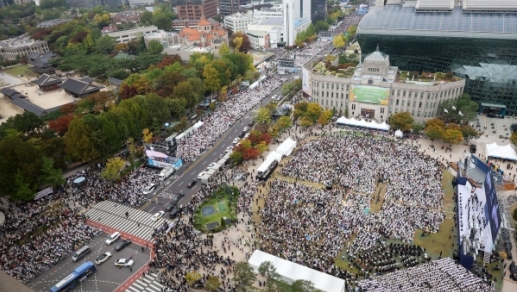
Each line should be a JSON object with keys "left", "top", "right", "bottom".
{"left": 94, "top": 252, "right": 111, "bottom": 265}
{"left": 469, "top": 144, "right": 477, "bottom": 153}
{"left": 114, "top": 258, "right": 134, "bottom": 268}
{"left": 172, "top": 193, "right": 185, "bottom": 206}
{"left": 114, "top": 239, "right": 132, "bottom": 251}
{"left": 248, "top": 121, "right": 255, "bottom": 127}
{"left": 105, "top": 232, "right": 120, "bottom": 245}
{"left": 233, "top": 138, "right": 240, "bottom": 144}
{"left": 208, "top": 162, "right": 216, "bottom": 168}
{"left": 142, "top": 184, "right": 156, "bottom": 195}
{"left": 151, "top": 211, "right": 165, "bottom": 222}
{"left": 243, "top": 126, "right": 249, "bottom": 132}
{"left": 187, "top": 180, "right": 197, "bottom": 188}
{"left": 197, "top": 171, "right": 206, "bottom": 180}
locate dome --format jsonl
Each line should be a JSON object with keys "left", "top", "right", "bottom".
{"left": 365, "top": 44, "right": 388, "bottom": 61}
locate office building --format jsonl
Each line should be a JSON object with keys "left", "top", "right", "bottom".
{"left": 126, "top": 0, "right": 153, "bottom": 8}
{"left": 104, "top": 26, "right": 158, "bottom": 43}
{"left": 224, "top": 12, "right": 257, "bottom": 32}
{"left": 219, "top": 0, "right": 250, "bottom": 16}
{"left": 303, "top": 47, "right": 465, "bottom": 123}
{"left": 357, "top": 0, "right": 517, "bottom": 115}
{"left": 176, "top": 0, "right": 218, "bottom": 21}
{"left": 283, "top": 0, "right": 311, "bottom": 46}
{"left": 0, "top": 36, "right": 49, "bottom": 61}
{"left": 65, "top": 0, "right": 121, "bottom": 9}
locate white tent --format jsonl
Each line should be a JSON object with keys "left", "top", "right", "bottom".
{"left": 394, "top": 130, "right": 403, "bottom": 138}
{"left": 193, "top": 121, "right": 204, "bottom": 129}
{"left": 276, "top": 137, "right": 297, "bottom": 157}
{"left": 248, "top": 250, "right": 345, "bottom": 292}
{"left": 266, "top": 151, "right": 283, "bottom": 162}
{"left": 257, "top": 156, "right": 279, "bottom": 174}
{"left": 335, "top": 116, "right": 390, "bottom": 131}
{"left": 485, "top": 143, "right": 517, "bottom": 161}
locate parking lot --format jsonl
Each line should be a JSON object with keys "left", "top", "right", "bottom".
{"left": 28, "top": 231, "right": 150, "bottom": 292}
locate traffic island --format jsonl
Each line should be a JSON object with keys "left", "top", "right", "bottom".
{"left": 193, "top": 186, "right": 239, "bottom": 233}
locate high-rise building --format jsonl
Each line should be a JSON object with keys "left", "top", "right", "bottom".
{"left": 283, "top": 0, "right": 311, "bottom": 46}
{"left": 219, "top": 0, "right": 250, "bottom": 16}
{"left": 357, "top": 0, "right": 517, "bottom": 115}
{"left": 176, "top": 0, "right": 218, "bottom": 21}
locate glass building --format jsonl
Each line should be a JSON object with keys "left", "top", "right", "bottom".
{"left": 357, "top": 1, "right": 517, "bottom": 115}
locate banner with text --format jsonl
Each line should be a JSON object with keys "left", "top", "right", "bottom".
{"left": 349, "top": 85, "right": 390, "bottom": 105}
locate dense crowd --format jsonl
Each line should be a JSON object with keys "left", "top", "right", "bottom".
{"left": 176, "top": 76, "right": 287, "bottom": 163}
{"left": 357, "top": 257, "right": 494, "bottom": 291}
{"left": 0, "top": 167, "right": 159, "bottom": 283}
{"left": 333, "top": 14, "right": 363, "bottom": 36}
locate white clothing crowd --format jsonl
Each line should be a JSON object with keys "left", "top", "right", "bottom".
{"left": 357, "top": 257, "right": 494, "bottom": 292}
{"left": 176, "top": 76, "right": 286, "bottom": 163}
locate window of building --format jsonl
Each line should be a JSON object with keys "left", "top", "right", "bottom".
{"left": 419, "top": 102, "right": 422, "bottom": 108}
{"left": 396, "top": 99, "right": 399, "bottom": 106}
{"left": 380, "top": 108, "right": 384, "bottom": 113}
{"left": 368, "top": 68, "right": 380, "bottom": 73}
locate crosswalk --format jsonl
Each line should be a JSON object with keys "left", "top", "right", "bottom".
{"left": 126, "top": 272, "right": 164, "bottom": 292}
{"left": 85, "top": 200, "right": 171, "bottom": 241}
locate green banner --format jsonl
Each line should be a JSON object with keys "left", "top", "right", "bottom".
{"left": 349, "top": 85, "right": 390, "bottom": 105}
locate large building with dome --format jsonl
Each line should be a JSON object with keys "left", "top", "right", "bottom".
{"left": 357, "top": 0, "right": 517, "bottom": 116}
{"left": 302, "top": 47, "right": 465, "bottom": 123}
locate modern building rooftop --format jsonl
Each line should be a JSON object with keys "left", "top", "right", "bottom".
{"left": 36, "top": 19, "right": 71, "bottom": 28}
{"left": 258, "top": 18, "right": 283, "bottom": 26}
{"left": 0, "top": 36, "right": 47, "bottom": 49}
{"left": 358, "top": 5, "right": 517, "bottom": 39}
{"left": 294, "top": 18, "right": 310, "bottom": 27}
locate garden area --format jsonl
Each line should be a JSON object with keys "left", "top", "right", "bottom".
{"left": 193, "top": 185, "right": 239, "bottom": 233}
{"left": 3, "top": 64, "right": 30, "bottom": 77}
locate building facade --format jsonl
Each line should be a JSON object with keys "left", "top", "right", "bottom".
{"left": 224, "top": 12, "right": 257, "bottom": 32}
{"left": 219, "top": 0, "right": 250, "bottom": 16}
{"left": 357, "top": 0, "right": 517, "bottom": 115}
{"left": 283, "top": 0, "right": 311, "bottom": 46}
{"left": 177, "top": 0, "right": 218, "bottom": 21}
{"left": 65, "top": 0, "right": 121, "bottom": 9}
{"left": 125, "top": 0, "right": 153, "bottom": 8}
{"left": 104, "top": 26, "right": 158, "bottom": 43}
{"left": 111, "top": 11, "right": 143, "bottom": 24}
{"left": 0, "top": 36, "right": 49, "bottom": 61}
{"left": 304, "top": 48, "right": 465, "bottom": 123}
{"left": 144, "top": 30, "right": 179, "bottom": 48}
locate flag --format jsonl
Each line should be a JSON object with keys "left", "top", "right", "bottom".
{"left": 459, "top": 111, "right": 463, "bottom": 116}
{"left": 452, "top": 106, "right": 456, "bottom": 110}
{"left": 444, "top": 108, "right": 449, "bottom": 113}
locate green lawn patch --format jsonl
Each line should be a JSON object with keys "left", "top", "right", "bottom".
{"left": 193, "top": 185, "right": 239, "bottom": 233}
{"left": 4, "top": 64, "right": 30, "bottom": 76}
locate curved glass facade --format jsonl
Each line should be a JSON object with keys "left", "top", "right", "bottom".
{"left": 358, "top": 5, "right": 517, "bottom": 115}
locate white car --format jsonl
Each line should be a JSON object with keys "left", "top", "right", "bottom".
{"left": 142, "top": 184, "right": 156, "bottom": 195}
{"left": 233, "top": 138, "right": 240, "bottom": 144}
{"left": 225, "top": 146, "right": 234, "bottom": 153}
{"left": 94, "top": 252, "right": 111, "bottom": 265}
{"left": 208, "top": 163, "right": 216, "bottom": 168}
{"left": 114, "top": 258, "right": 134, "bottom": 268}
{"left": 243, "top": 126, "right": 249, "bottom": 132}
{"left": 105, "top": 232, "right": 120, "bottom": 245}
{"left": 151, "top": 211, "right": 165, "bottom": 221}
{"left": 197, "top": 171, "right": 206, "bottom": 179}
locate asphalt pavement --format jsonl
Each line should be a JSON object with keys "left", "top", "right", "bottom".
{"left": 141, "top": 72, "right": 300, "bottom": 214}
{"left": 28, "top": 232, "right": 150, "bottom": 292}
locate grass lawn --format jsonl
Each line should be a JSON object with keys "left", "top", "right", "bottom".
{"left": 4, "top": 64, "right": 30, "bottom": 76}
{"left": 193, "top": 186, "right": 239, "bottom": 233}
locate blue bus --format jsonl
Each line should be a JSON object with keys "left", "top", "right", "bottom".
{"left": 49, "top": 261, "right": 96, "bottom": 292}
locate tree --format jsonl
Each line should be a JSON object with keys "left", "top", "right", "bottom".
{"left": 305, "top": 103, "right": 323, "bottom": 123}
{"left": 114, "top": 42, "right": 129, "bottom": 52}
{"left": 291, "top": 280, "right": 317, "bottom": 292}
{"left": 276, "top": 116, "right": 292, "bottom": 131}
{"left": 425, "top": 118, "right": 445, "bottom": 129}
{"left": 142, "top": 128, "right": 153, "bottom": 143}
{"left": 205, "top": 276, "right": 221, "bottom": 291}
{"left": 511, "top": 132, "right": 517, "bottom": 148}
{"left": 101, "top": 157, "right": 126, "bottom": 181}
{"left": 152, "top": 10, "right": 172, "bottom": 30}
{"left": 317, "top": 109, "right": 333, "bottom": 125}
{"left": 230, "top": 31, "right": 251, "bottom": 52}
{"left": 219, "top": 42, "right": 230, "bottom": 55}
{"left": 48, "top": 114, "right": 74, "bottom": 136}
{"left": 259, "top": 261, "right": 280, "bottom": 292}
{"left": 147, "top": 40, "right": 164, "bottom": 55}
{"left": 230, "top": 150, "right": 243, "bottom": 165}
{"left": 315, "top": 20, "right": 330, "bottom": 32}
{"left": 412, "top": 123, "right": 424, "bottom": 134}
{"left": 442, "top": 128, "right": 463, "bottom": 146}
{"left": 203, "top": 64, "right": 221, "bottom": 94}
{"left": 254, "top": 107, "right": 272, "bottom": 125}
{"left": 185, "top": 271, "right": 202, "bottom": 287}
{"left": 332, "top": 35, "right": 345, "bottom": 49}
{"left": 95, "top": 35, "right": 115, "bottom": 54}
{"left": 388, "top": 112, "right": 414, "bottom": 131}
{"left": 65, "top": 116, "right": 99, "bottom": 162}
{"left": 233, "top": 37, "right": 243, "bottom": 52}
{"left": 140, "top": 10, "right": 153, "bottom": 24}
{"left": 232, "top": 262, "right": 257, "bottom": 292}
{"left": 172, "top": 80, "right": 197, "bottom": 108}
{"left": 40, "top": 157, "right": 64, "bottom": 187}
{"left": 438, "top": 93, "right": 479, "bottom": 123}
{"left": 424, "top": 124, "right": 443, "bottom": 145}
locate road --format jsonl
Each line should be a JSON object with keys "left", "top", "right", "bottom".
{"left": 141, "top": 72, "right": 301, "bottom": 214}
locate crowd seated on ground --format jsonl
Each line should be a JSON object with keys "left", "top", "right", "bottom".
{"left": 0, "top": 166, "right": 159, "bottom": 283}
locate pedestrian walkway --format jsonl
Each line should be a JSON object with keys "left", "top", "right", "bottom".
{"left": 125, "top": 272, "right": 163, "bottom": 292}
{"left": 85, "top": 200, "right": 171, "bottom": 241}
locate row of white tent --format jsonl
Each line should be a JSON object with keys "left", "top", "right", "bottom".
{"left": 257, "top": 137, "right": 297, "bottom": 174}
{"left": 485, "top": 142, "right": 517, "bottom": 161}
{"left": 335, "top": 116, "right": 390, "bottom": 131}
{"left": 176, "top": 121, "right": 204, "bottom": 141}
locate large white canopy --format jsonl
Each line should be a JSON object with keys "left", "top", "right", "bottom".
{"left": 276, "top": 137, "right": 297, "bottom": 157}
{"left": 248, "top": 250, "right": 345, "bottom": 292}
{"left": 485, "top": 142, "right": 517, "bottom": 161}
{"left": 335, "top": 116, "right": 390, "bottom": 131}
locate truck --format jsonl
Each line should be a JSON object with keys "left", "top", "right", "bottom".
{"left": 158, "top": 167, "right": 174, "bottom": 181}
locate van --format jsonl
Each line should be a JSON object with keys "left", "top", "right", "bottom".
{"left": 72, "top": 245, "right": 91, "bottom": 262}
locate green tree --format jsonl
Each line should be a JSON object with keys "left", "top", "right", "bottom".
{"left": 254, "top": 107, "right": 272, "bottom": 125}
{"left": 64, "top": 116, "right": 99, "bottom": 162}
{"left": 442, "top": 128, "right": 463, "bottom": 146}
{"left": 511, "top": 132, "right": 517, "bottom": 148}
{"left": 152, "top": 10, "right": 172, "bottom": 30}
{"left": 230, "top": 150, "right": 243, "bottom": 165}
{"left": 203, "top": 64, "right": 221, "bottom": 94}
{"left": 172, "top": 80, "right": 197, "bottom": 108}
{"left": 317, "top": 109, "right": 333, "bottom": 125}
{"left": 40, "top": 157, "right": 64, "bottom": 187}
{"left": 412, "top": 123, "right": 424, "bottom": 134}
{"left": 185, "top": 271, "right": 202, "bottom": 287}
{"left": 315, "top": 20, "right": 330, "bottom": 32}
{"left": 147, "top": 39, "right": 164, "bottom": 55}
{"left": 305, "top": 103, "right": 323, "bottom": 123}
{"left": 438, "top": 93, "right": 479, "bottom": 122}
{"left": 205, "top": 276, "right": 221, "bottom": 291}
{"left": 388, "top": 112, "right": 414, "bottom": 131}
{"left": 140, "top": 10, "right": 153, "bottom": 24}
{"left": 276, "top": 116, "right": 292, "bottom": 131}
{"left": 424, "top": 124, "right": 443, "bottom": 145}
{"left": 232, "top": 262, "right": 257, "bottom": 292}
{"left": 101, "top": 157, "right": 126, "bottom": 181}
{"left": 219, "top": 42, "right": 230, "bottom": 55}
{"left": 291, "top": 279, "right": 318, "bottom": 292}
{"left": 259, "top": 261, "right": 280, "bottom": 292}
{"left": 95, "top": 35, "right": 115, "bottom": 54}
{"left": 460, "top": 125, "right": 479, "bottom": 143}
{"left": 332, "top": 35, "right": 345, "bottom": 49}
